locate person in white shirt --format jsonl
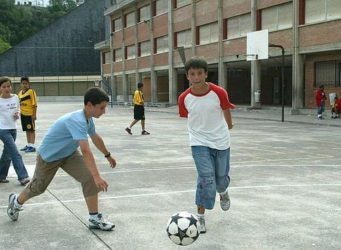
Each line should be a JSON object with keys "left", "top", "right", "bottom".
{"left": 0, "top": 77, "right": 29, "bottom": 185}
{"left": 178, "top": 57, "right": 235, "bottom": 233}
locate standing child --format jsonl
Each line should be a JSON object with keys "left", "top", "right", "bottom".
{"left": 315, "top": 85, "right": 327, "bottom": 119}
{"left": 0, "top": 77, "right": 30, "bottom": 185}
{"left": 18, "top": 76, "right": 38, "bottom": 153}
{"left": 331, "top": 95, "right": 340, "bottom": 118}
{"left": 125, "top": 82, "right": 150, "bottom": 135}
{"left": 7, "top": 87, "right": 116, "bottom": 231}
{"left": 178, "top": 57, "right": 235, "bottom": 233}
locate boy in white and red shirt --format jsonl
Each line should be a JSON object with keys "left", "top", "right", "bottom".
{"left": 178, "top": 57, "right": 235, "bottom": 233}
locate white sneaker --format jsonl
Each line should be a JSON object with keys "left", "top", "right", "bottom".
{"left": 89, "top": 213, "right": 115, "bottom": 231}
{"left": 220, "top": 190, "right": 231, "bottom": 211}
{"left": 7, "top": 193, "right": 23, "bottom": 221}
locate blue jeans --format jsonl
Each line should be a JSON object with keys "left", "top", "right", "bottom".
{"left": 317, "top": 104, "right": 325, "bottom": 115}
{"left": 0, "top": 129, "right": 29, "bottom": 180}
{"left": 191, "top": 146, "right": 230, "bottom": 209}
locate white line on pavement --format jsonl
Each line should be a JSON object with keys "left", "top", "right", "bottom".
{"left": 1, "top": 183, "right": 340, "bottom": 209}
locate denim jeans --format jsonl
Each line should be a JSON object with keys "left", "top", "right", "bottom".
{"left": 0, "top": 129, "right": 29, "bottom": 180}
{"left": 191, "top": 146, "right": 230, "bottom": 209}
{"left": 317, "top": 104, "right": 325, "bottom": 115}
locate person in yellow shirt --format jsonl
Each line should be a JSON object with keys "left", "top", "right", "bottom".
{"left": 18, "top": 77, "right": 37, "bottom": 153}
{"left": 125, "top": 82, "right": 150, "bottom": 135}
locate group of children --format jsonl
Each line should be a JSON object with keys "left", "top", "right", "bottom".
{"left": 3, "top": 57, "right": 233, "bottom": 234}
{"left": 315, "top": 85, "right": 341, "bottom": 119}
{"left": 0, "top": 76, "right": 37, "bottom": 185}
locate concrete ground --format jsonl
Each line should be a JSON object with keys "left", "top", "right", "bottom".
{"left": 0, "top": 103, "right": 340, "bottom": 250}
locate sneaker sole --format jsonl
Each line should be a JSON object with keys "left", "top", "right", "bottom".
{"left": 89, "top": 224, "right": 115, "bottom": 231}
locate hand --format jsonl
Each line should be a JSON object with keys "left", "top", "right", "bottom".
{"left": 107, "top": 156, "right": 117, "bottom": 169}
{"left": 93, "top": 175, "right": 108, "bottom": 192}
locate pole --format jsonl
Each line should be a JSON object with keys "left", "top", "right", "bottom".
{"left": 269, "top": 43, "right": 285, "bottom": 122}
{"left": 281, "top": 47, "right": 285, "bottom": 122}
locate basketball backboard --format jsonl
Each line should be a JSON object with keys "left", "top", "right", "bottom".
{"left": 246, "top": 29, "right": 269, "bottom": 61}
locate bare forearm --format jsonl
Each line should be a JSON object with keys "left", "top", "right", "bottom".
{"left": 82, "top": 150, "right": 100, "bottom": 177}
{"left": 223, "top": 109, "right": 234, "bottom": 129}
{"left": 92, "top": 135, "right": 110, "bottom": 155}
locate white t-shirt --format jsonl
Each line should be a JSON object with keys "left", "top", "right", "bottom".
{"left": 0, "top": 95, "right": 20, "bottom": 129}
{"left": 178, "top": 83, "right": 235, "bottom": 150}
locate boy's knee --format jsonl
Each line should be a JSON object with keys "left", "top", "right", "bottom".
{"left": 23, "top": 179, "right": 47, "bottom": 198}
{"left": 82, "top": 178, "right": 100, "bottom": 197}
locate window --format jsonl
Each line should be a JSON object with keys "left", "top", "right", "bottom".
{"left": 155, "top": 0, "right": 168, "bottom": 16}
{"left": 199, "top": 22, "right": 218, "bottom": 45}
{"left": 315, "top": 60, "right": 341, "bottom": 87}
{"left": 125, "top": 45, "right": 136, "bottom": 59}
{"left": 139, "top": 40, "right": 151, "bottom": 57}
{"left": 139, "top": 5, "right": 150, "bottom": 22}
{"left": 175, "top": 0, "right": 190, "bottom": 8}
{"left": 125, "top": 12, "right": 135, "bottom": 28}
{"left": 176, "top": 29, "right": 191, "bottom": 48}
{"left": 114, "top": 48, "right": 123, "bottom": 62}
{"left": 227, "top": 13, "right": 251, "bottom": 39}
{"left": 155, "top": 35, "right": 169, "bottom": 53}
{"left": 103, "top": 52, "right": 111, "bottom": 64}
{"left": 262, "top": 3, "right": 292, "bottom": 32}
{"left": 305, "top": 0, "right": 341, "bottom": 24}
{"left": 113, "top": 18, "right": 122, "bottom": 32}
{"left": 127, "top": 74, "right": 136, "bottom": 96}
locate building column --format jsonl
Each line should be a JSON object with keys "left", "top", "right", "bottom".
{"left": 122, "top": 73, "right": 128, "bottom": 102}
{"left": 250, "top": 0, "right": 261, "bottom": 108}
{"left": 291, "top": 0, "right": 304, "bottom": 113}
{"left": 120, "top": 10, "right": 129, "bottom": 102}
{"left": 218, "top": 0, "right": 226, "bottom": 89}
{"left": 151, "top": 70, "right": 157, "bottom": 102}
{"left": 191, "top": 0, "right": 197, "bottom": 56}
{"left": 149, "top": 0, "right": 157, "bottom": 103}
{"left": 168, "top": 0, "right": 177, "bottom": 104}
{"left": 109, "top": 14, "right": 116, "bottom": 104}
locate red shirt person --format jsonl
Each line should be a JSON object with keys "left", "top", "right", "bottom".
{"left": 315, "top": 85, "right": 327, "bottom": 119}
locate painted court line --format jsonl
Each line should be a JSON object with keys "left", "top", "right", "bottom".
{"left": 1, "top": 183, "right": 340, "bottom": 209}
{"left": 7, "top": 161, "right": 340, "bottom": 179}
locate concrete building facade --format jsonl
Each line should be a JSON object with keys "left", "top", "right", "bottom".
{"left": 96, "top": 0, "right": 341, "bottom": 109}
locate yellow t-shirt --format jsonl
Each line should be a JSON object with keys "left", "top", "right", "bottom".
{"left": 133, "top": 90, "right": 144, "bottom": 105}
{"left": 18, "top": 89, "right": 38, "bottom": 116}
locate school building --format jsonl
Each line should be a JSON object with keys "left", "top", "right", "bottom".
{"left": 95, "top": 0, "right": 341, "bottom": 110}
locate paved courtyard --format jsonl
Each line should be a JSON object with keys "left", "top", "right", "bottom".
{"left": 0, "top": 102, "right": 340, "bottom": 250}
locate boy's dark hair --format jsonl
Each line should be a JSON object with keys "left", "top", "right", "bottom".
{"left": 185, "top": 57, "right": 208, "bottom": 73}
{"left": 137, "top": 82, "right": 143, "bottom": 88}
{"left": 0, "top": 76, "right": 11, "bottom": 86}
{"left": 84, "top": 87, "right": 109, "bottom": 105}
{"left": 319, "top": 85, "right": 324, "bottom": 89}
{"left": 21, "top": 76, "right": 29, "bottom": 82}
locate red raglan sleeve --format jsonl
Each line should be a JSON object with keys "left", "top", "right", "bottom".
{"left": 178, "top": 91, "right": 189, "bottom": 118}
{"left": 210, "top": 83, "right": 235, "bottom": 110}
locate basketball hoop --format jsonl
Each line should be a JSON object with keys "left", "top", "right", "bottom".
{"left": 246, "top": 30, "right": 269, "bottom": 61}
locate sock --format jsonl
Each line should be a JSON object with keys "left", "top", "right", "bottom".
{"left": 219, "top": 189, "right": 228, "bottom": 195}
{"left": 196, "top": 213, "right": 205, "bottom": 218}
{"left": 14, "top": 198, "right": 23, "bottom": 208}
{"left": 89, "top": 212, "right": 98, "bottom": 219}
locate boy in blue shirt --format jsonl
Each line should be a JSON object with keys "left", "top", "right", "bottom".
{"left": 7, "top": 87, "right": 117, "bottom": 231}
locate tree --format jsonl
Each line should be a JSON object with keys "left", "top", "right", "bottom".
{"left": 0, "top": 37, "right": 11, "bottom": 54}
{"left": 0, "top": 0, "right": 78, "bottom": 48}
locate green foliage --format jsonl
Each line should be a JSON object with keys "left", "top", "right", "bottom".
{"left": 0, "top": 0, "right": 78, "bottom": 48}
{"left": 0, "top": 37, "right": 11, "bottom": 54}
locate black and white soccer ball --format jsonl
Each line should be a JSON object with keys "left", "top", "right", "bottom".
{"left": 166, "top": 211, "right": 200, "bottom": 246}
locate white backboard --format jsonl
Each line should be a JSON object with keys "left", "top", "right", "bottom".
{"left": 247, "top": 29, "right": 269, "bottom": 61}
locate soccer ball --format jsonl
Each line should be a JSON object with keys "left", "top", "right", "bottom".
{"left": 166, "top": 211, "right": 200, "bottom": 246}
